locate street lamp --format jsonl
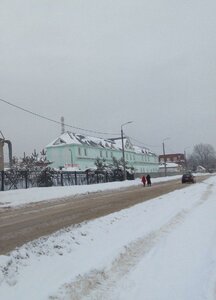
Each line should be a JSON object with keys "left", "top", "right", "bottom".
{"left": 162, "top": 137, "right": 170, "bottom": 177}
{"left": 68, "top": 149, "right": 73, "bottom": 167}
{"left": 121, "top": 121, "right": 133, "bottom": 180}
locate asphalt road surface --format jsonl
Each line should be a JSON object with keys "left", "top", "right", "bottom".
{"left": 0, "top": 176, "right": 208, "bottom": 254}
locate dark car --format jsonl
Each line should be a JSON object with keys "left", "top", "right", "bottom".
{"left": 182, "top": 172, "right": 196, "bottom": 184}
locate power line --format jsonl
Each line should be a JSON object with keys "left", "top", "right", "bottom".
{"left": 129, "top": 136, "right": 161, "bottom": 149}
{"left": 0, "top": 97, "right": 119, "bottom": 136}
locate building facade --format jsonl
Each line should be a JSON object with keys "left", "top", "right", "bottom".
{"left": 159, "top": 153, "right": 185, "bottom": 166}
{"left": 159, "top": 162, "right": 182, "bottom": 173}
{"left": 46, "top": 132, "right": 159, "bottom": 174}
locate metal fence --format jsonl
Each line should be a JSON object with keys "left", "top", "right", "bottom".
{"left": 0, "top": 169, "right": 132, "bottom": 191}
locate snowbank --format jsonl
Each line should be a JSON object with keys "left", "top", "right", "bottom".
{"left": 0, "top": 175, "right": 216, "bottom": 299}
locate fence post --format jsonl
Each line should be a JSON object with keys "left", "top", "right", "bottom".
{"left": 60, "top": 172, "right": 64, "bottom": 186}
{"left": 86, "top": 170, "right": 89, "bottom": 185}
{"left": 1, "top": 170, "right": 4, "bottom": 191}
{"left": 75, "top": 171, "right": 77, "bottom": 185}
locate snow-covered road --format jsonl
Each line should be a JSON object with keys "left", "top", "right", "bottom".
{"left": 0, "top": 175, "right": 216, "bottom": 299}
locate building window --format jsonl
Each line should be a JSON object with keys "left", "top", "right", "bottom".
{"left": 84, "top": 149, "right": 87, "bottom": 156}
{"left": 100, "top": 150, "right": 103, "bottom": 158}
{"left": 106, "top": 151, "right": 108, "bottom": 158}
{"left": 78, "top": 147, "right": 81, "bottom": 156}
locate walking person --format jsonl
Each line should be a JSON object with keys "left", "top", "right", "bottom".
{"left": 141, "top": 175, "right": 146, "bottom": 187}
{"left": 146, "top": 174, "right": 151, "bottom": 186}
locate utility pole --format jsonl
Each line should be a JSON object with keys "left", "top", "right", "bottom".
{"left": 184, "top": 147, "right": 190, "bottom": 170}
{"left": 61, "top": 116, "right": 65, "bottom": 134}
{"left": 121, "top": 121, "right": 133, "bottom": 180}
{"left": 162, "top": 142, "right": 167, "bottom": 176}
{"left": 121, "top": 127, "right": 126, "bottom": 180}
{"left": 162, "top": 137, "right": 170, "bottom": 177}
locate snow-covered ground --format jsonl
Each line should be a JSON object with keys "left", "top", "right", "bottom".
{"left": 1, "top": 174, "right": 216, "bottom": 300}
{"left": 0, "top": 175, "right": 182, "bottom": 208}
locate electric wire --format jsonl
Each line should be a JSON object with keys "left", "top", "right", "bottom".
{"left": 129, "top": 136, "right": 161, "bottom": 149}
{"left": 0, "top": 97, "right": 161, "bottom": 152}
{"left": 0, "top": 97, "right": 119, "bottom": 136}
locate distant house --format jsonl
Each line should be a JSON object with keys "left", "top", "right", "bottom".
{"left": 159, "top": 153, "right": 185, "bottom": 166}
{"left": 196, "top": 165, "right": 206, "bottom": 173}
{"left": 159, "top": 162, "right": 182, "bottom": 173}
{"left": 46, "top": 131, "right": 159, "bottom": 174}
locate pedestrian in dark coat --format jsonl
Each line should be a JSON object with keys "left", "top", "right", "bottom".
{"left": 146, "top": 174, "right": 151, "bottom": 186}
{"left": 141, "top": 175, "right": 146, "bottom": 187}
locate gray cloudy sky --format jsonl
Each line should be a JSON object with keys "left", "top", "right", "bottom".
{"left": 0, "top": 0, "right": 216, "bottom": 158}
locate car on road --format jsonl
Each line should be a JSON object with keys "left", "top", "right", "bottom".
{"left": 182, "top": 172, "right": 196, "bottom": 184}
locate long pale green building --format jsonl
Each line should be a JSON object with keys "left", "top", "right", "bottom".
{"left": 46, "top": 131, "right": 159, "bottom": 174}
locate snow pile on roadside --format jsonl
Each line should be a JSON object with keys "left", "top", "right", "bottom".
{"left": 0, "top": 175, "right": 216, "bottom": 299}
{"left": 0, "top": 175, "right": 182, "bottom": 208}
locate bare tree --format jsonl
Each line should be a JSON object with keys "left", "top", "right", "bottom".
{"left": 188, "top": 143, "right": 216, "bottom": 172}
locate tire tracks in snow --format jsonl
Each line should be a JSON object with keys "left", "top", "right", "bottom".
{"left": 50, "top": 183, "right": 213, "bottom": 300}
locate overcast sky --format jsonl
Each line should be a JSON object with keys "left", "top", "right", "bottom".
{"left": 0, "top": 0, "right": 215, "bottom": 159}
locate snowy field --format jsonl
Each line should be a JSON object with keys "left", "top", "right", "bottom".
{"left": 1, "top": 174, "right": 216, "bottom": 300}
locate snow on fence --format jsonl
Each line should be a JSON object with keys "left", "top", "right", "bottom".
{"left": 0, "top": 169, "right": 133, "bottom": 191}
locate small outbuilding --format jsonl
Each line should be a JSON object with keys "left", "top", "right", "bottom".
{"left": 196, "top": 165, "right": 206, "bottom": 173}
{"left": 159, "top": 162, "right": 182, "bottom": 173}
